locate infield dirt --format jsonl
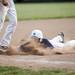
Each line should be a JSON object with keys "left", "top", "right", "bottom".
{"left": 0, "top": 18, "right": 75, "bottom": 70}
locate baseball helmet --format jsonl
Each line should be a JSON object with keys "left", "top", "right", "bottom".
{"left": 31, "top": 29, "right": 43, "bottom": 39}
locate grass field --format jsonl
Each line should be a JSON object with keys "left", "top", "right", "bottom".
{"left": 0, "top": 66, "right": 75, "bottom": 75}
{"left": 16, "top": 2, "right": 75, "bottom": 20}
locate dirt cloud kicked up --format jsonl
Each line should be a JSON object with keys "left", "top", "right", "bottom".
{"left": 0, "top": 38, "right": 51, "bottom": 55}
{"left": 0, "top": 37, "right": 75, "bottom": 56}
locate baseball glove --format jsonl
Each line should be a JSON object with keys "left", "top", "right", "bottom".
{"left": 1, "top": 0, "right": 8, "bottom": 6}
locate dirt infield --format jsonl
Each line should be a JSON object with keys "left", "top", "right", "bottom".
{"left": 0, "top": 18, "right": 75, "bottom": 70}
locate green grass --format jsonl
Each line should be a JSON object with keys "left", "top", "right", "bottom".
{"left": 0, "top": 66, "right": 75, "bottom": 75}
{"left": 15, "top": 2, "right": 75, "bottom": 20}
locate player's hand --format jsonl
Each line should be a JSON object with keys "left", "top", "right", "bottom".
{"left": 2, "top": 0, "right": 8, "bottom": 6}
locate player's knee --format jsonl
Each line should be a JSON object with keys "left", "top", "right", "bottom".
{"left": 9, "top": 16, "right": 17, "bottom": 26}
{"left": 13, "top": 18, "right": 17, "bottom": 26}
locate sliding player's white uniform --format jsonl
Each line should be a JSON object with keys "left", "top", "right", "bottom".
{"left": 49, "top": 35, "right": 64, "bottom": 48}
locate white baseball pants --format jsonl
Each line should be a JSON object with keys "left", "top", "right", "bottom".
{"left": 0, "top": 0, "right": 17, "bottom": 47}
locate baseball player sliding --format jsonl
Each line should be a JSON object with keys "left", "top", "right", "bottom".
{"left": 31, "top": 29, "right": 75, "bottom": 49}
{"left": 0, "top": 0, "right": 17, "bottom": 51}
{"left": 31, "top": 29, "right": 64, "bottom": 48}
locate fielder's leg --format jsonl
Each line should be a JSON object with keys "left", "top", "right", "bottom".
{"left": 0, "top": 4, "right": 8, "bottom": 53}
{"left": 0, "top": 4, "right": 8, "bottom": 31}
{"left": 0, "top": 2, "right": 17, "bottom": 47}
